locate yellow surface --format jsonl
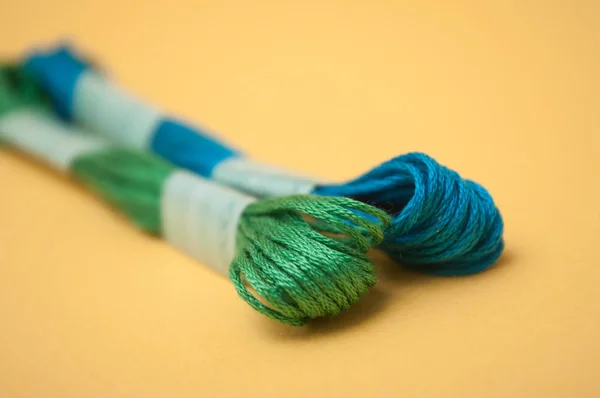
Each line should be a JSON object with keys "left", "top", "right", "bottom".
{"left": 1, "top": 1, "right": 599, "bottom": 397}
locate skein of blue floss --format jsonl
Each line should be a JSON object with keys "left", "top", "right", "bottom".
{"left": 23, "top": 43, "right": 504, "bottom": 276}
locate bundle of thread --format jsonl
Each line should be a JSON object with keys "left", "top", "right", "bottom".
{"left": 0, "top": 65, "right": 392, "bottom": 326}
{"left": 24, "top": 44, "right": 505, "bottom": 276}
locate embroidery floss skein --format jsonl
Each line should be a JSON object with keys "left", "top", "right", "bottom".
{"left": 0, "top": 66, "right": 392, "bottom": 326}
{"left": 24, "top": 44, "right": 504, "bottom": 276}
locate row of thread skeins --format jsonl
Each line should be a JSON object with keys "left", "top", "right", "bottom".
{"left": 10, "top": 48, "right": 503, "bottom": 325}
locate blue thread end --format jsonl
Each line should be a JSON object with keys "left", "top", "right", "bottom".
{"left": 315, "top": 152, "right": 505, "bottom": 276}
{"left": 23, "top": 45, "right": 88, "bottom": 120}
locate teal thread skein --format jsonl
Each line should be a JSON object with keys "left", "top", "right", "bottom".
{"left": 24, "top": 44, "right": 504, "bottom": 276}
{"left": 0, "top": 65, "right": 392, "bottom": 326}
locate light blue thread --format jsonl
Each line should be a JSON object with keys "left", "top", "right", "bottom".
{"left": 24, "top": 45, "right": 504, "bottom": 275}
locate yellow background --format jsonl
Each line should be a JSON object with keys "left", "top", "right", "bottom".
{"left": 1, "top": 1, "right": 599, "bottom": 397}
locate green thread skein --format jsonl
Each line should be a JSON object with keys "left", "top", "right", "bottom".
{"left": 0, "top": 66, "right": 391, "bottom": 326}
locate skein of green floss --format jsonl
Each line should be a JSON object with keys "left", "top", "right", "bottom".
{"left": 0, "top": 66, "right": 392, "bottom": 326}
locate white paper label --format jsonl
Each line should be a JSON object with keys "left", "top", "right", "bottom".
{"left": 212, "top": 157, "right": 320, "bottom": 198}
{"left": 0, "top": 108, "right": 108, "bottom": 171}
{"left": 161, "top": 170, "right": 255, "bottom": 276}
{"left": 73, "top": 71, "right": 163, "bottom": 150}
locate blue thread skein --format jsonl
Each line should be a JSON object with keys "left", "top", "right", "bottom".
{"left": 24, "top": 44, "right": 504, "bottom": 276}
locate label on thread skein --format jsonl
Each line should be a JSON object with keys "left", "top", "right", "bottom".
{"left": 212, "top": 157, "right": 320, "bottom": 198}
{"left": 74, "top": 71, "right": 163, "bottom": 151}
{"left": 161, "top": 170, "right": 255, "bottom": 276}
{"left": 0, "top": 109, "right": 108, "bottom": 171}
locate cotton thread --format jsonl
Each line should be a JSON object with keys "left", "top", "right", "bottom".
{"left": 0, "top": 66, "right": 391, "bottom": 326}
{"left": 24, "top": 44, "right": 504, "bottom": 275}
